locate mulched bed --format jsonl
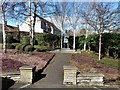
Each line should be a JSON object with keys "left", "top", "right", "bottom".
{"left": 71, "top": 53, "right": 119, "bottom": 74}
{"left": 71, "top": 53, "right": 120, "bottom": 85}
{"left": 0, "top": 49, "right": 55, "bottom": 72}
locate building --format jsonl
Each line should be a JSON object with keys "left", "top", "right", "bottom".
{"left": 0, "top": 23, "right": 19, "bottom": 42}
{"left": 19, "top": 16, "right": 61, "bottom": 35}
{"left": 0, "top": 23, "right": 19, "bottom": 33}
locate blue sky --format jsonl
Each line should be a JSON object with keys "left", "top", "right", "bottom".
{"left": 1, "top": 0, "right": 120, "bottom": 2}
{"left": 0, "top": 1, "right": 119, "bottom": 27}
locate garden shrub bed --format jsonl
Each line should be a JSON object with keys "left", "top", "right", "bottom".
{"left": 0, "top": 50, "right": 55, "bottom": 72}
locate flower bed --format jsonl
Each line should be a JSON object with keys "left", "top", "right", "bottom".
{"left": 0, "top": 50, "right": 55, "bottom": 72}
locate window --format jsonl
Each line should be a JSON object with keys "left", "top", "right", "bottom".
{"left": 41, "top": 20, "right": 46, "bottom": 29}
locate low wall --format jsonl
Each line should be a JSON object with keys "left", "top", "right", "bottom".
{"left": 77, "top": 73, "right": 104, "bottom": 86}
{"left": 63, "top": 65, "right": 104, "bottom": 86}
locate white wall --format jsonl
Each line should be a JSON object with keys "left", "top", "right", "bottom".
{"left": 19, "top": 17, "right": 30, "bottom": 32}
{"left": 35, "top": 18, "right": 43, "bottom": 33}
{"left": 51, "top": 26, "right": 53, "bottom": 34}
{"left": 19, "top": 16, "right": 43, "bottom": 33}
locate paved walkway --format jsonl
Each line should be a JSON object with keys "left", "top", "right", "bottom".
{"left": 8, "top": 49, "right": 120, "bottom": 89}
{"left": 26, "top": 53, "right": 73, "bottom": 88}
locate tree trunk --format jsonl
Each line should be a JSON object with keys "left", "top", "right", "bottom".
{"left": 60, "top": 26, "right": 63, "bottom": 49}
{"left": 2, "top": 7, "right": 7, "bottom": 53}
{"left": 99, "top": 33, "right": 102, "bottom": 60}
{"left": 60, "top": 36, "right": 62, "bottom": 49}
{"left": 28, "top": 1, "right": 33, "bottom": 45}
{"left": 73, "top": 29, "right": 75, "bottom": 50}
{"left": 84, "top": 29, "right": 88, "bottom": 51}
{"left": 31, "top": 2, "right": 37, "bottom": 46}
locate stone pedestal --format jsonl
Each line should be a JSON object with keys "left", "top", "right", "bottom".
{"left": 19, "top": 66, "right": 36, "bottom": 83}
{"left": 63, "top": 65, "right": 78, "bottom": 85}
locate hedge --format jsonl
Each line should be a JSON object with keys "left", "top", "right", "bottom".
{"left": 20, "top": 44, "right": 28, "bottom": 51}
{"left": 6, "top": 43, "right": 15, "bottom": 49}
{"left": 15, "top": 44, "right": 23, "bottom": 50}
{"left": 68, "top": 33, "right": 120, "bottom": 58}
{"left": 25, "top": 45, "right": 34, "bottom": 52}
{"left": 20, "top": 36, "right": 30, "bottom": 45}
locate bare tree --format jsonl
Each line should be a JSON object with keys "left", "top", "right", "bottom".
{"left": 67, "top": 2, "right": 81, "bottom": 50}
{"left": 8, "top": 2, "right": 49, "bottom": 46}
{"left": 0, "top": 1, "right": 18, "bottom": 53}
{"left": 83, "top": 26, "right": 88, "bottom": 51}
{"left": 80, "top": 2, "right": 120, "bottom": 60}
{"left": 52, "top": 2, "right": 69, "bottom": 49}
{"left": 28, "top": 2, "right": 37, "bottom": 45}
{"left": 1, "top": 2, "right": 6, "bottom": 53}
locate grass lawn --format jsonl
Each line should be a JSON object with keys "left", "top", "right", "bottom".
{"left": 0, "top": 43, "right": 2, "bottom": 49}
{"left": 34, "top": 45, "right": 48, "bottom": 49}
{"left": 81, "top": 51, "right": 120, "bottom": 69}
{"left": 98, "top": 57, "right": 119, "bottom": 69}
{"left": 34, "top": 45, "right": 52, "bottom": 52}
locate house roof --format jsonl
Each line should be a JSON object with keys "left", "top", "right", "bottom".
{"left": 36, "top": 15, "right": 61, "bottom": 33}
{"left": 113, "top": 28, "right": 120, "bottom": 33}
{"left": 0, "top": 24, "right": 19, "bottom": 33}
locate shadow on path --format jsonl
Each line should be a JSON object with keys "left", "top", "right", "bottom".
{"left": 34, "top": 69, "right": 46, "bottom": 83}
{"left": 33, "top": 54, "right": 55, "bottom": 83}
{"left": 1, "top": 77, "right": 15, "bottom": 90}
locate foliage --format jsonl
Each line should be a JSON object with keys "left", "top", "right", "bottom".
{"left": 35, "top": 33, "right": 60, "bottom": 49}
{"left": 78, "top": 36, "right": 85, "bottom": 50}
{"left": 20, "top": 44, "right": 28, "bottom": 51}
{"left": 34, "top": 45, "right": 51, "bottom": 52}
{"left": 35, "top": 34, "right": 45, "bottom": 46}
{"left": 69, "top": 33, "right": 120, "bottom": 59}
{"left": 0, "top": 33, "right": 19, "bottom": 44}
{"left": 86, "top": 34, "right": 99, "bottom": 52}
{"left": 11, "top": 43, "right": 20, "bottom": 48}
{"left": 15, "top": 44, "right": 23, "bottom": 50}
{"left": 20, "top": 36, "right": 30, "bottom": 45}
{"left": 6, "top": 43, "right": 15, "bottom": 49}
{"left": 101, "top": 33, "right": 120, "bottom": 58}
{"left": 6, "top": 33, "right": 14, "bottom": 43}
{"left": 84, "top": 33, "right": 120, "bottom": 58}
{"left": 25, "top": 45, "right": 34, "bottom": 52}
{"left": 68, "top": 36, "right": 73, "bottom": 49}
{"left": 68, "top": 36, "right": 80, "bottom": 49}
{"left": 44, "top": 34, "right": 57, "bottom": 48}
{"left": 98, "top": 57, "right": 120, "bottom": 69}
